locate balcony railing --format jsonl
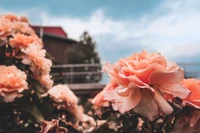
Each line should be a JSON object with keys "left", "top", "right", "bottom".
{"left": 50, "top": 63, "right": 200, "bottom": 96}
{"left": 51, "top": 64, "right": 102, "bottom": 84}
{"left": 51, "top": 63, "right": 200, "bottom": 84}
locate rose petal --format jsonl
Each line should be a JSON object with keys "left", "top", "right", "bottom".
{"left": 129, "top": 63, "right": 164, "bottom": 84}
{"left": 92, "top": 82, "right": 118, "bottom": 106}
{"left": 153, "top": 88, "right": 173, "bottom": 115}
{"left": 1, "top": 91, "right": 19, "bottom": 102}
{"left": 183, "top": 79, "right": 200, "bottom": 101}
{"left": 156, "top": 83, "right": 190, "bottom": 99}
{"left": 117, "top": 87, "right": 132, "bottom": 97}
{"left": 104, "top": 86, "right": 125, "bottom": 101}
{"left": 149, "top": 67, "right": 184, "bottom": 85}
{"left": 184, "top": 101, "right": 200, "bottom": 109}
{"left": 102, "top": 62, "right": 129, "bottom": 86}
{"left": 127, "top": 75, "right": 155, "bottom": 93}
{"left": 22, "top": 58, "right": 31, "bottom": 65}
{"left": 133, "top": 90, "right": 159, "bottom": 121}
{"left": 150, "top": 56, "right": 167, "bottom": 68}
{"left": 104, "top": 85, "right": 142, "bottom": 113}
{"left": 117, "top": 82, "right": 140, "bottom": 97}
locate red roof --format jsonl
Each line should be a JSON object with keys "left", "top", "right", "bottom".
{"left": 31, "top": 26, "right": 67, "bottom": 37}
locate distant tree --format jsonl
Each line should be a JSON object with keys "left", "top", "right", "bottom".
{"left": 66, "top": 31, "right": 102, "bottom": 83}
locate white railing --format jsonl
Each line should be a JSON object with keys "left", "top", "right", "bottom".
{"left": 51, "top": 63, "right": 200, "bottom": 84}
{"left": 51, "top": 64, "right": 102, "bottom": 83}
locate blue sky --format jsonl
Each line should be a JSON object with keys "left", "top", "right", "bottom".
{"left": 0, "top": 0, "right": 162, "bottom": 19}
{"left": 1, "top": 0, "right": 200, "bottom": 66}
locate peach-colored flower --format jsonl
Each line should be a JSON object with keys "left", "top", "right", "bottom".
{"left": 48, "top": 84, "right": 82, "bottom": 119}
{"left": 48, "top": 84, "right": 78, "bottom": 107}
{"left": 21, "top": 44, "right": 52, "bottom": 89}
{"left": 172, "top": 78, "right": 200, "bottom": 133}
{"left": 21, "top": 44, "right": 52, "bottom": 75}
{"left": 3, "top": 14, "right": 19, "bottom": 22}
{"left": 0, "top": 65, "right": 28, "bottom": 102}
{"left": 12, "top": 21, "right": 36, "bottom": 35}
{"left": 18, "top": 16, "right": 29, "bottom": 23}
{"left": 181, "top": 78, "right": 200, "bottom": 129}
{"left": 182, "top": 78, "right": 200, "bottom": 109}
{"left": 0, "top": 17, "right": 12, "bottom": 39}
{"left": 0, "top": 14, "right": 36, "bottom": 39}
{"left": 37, "top": 74, "right": 53, "bottom": 89}
{"left": 9, "top": 33, "right": 42, "bottom": 49}
{"left": 164, "top": 79, "right": 200, "bottom": 132}
{"left": 2, "top": 14, "right": 29, "bottom": 23}
{"left": 93, "top": 50, "right": 190, "bottom": 120}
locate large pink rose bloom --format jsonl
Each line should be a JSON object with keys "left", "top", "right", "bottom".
{"left": 0, "top": 65, "right": 28, "bottom": 102}
{"left": 93, "top": 50, "right": 190, "bottom": 120}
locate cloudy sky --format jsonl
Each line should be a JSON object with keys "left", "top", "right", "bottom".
{"left": 1, "top": 0, "right": 200, "bottom": 65}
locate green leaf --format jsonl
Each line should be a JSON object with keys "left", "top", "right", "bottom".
{"left": 21, "top": 104, "right": 44, "bottom": 123}
{"left": 32, "top": 80, "right": 46, "bottom": 98}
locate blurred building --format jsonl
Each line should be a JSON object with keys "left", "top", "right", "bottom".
{"left": 31, "top": 26, "right": 77, "bottom": 64}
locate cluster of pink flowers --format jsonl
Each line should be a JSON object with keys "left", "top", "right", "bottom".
{"left": 0, "top": 14, "right": 53, "bottom": 102}
{"left": 93, "top": 50, "right": 200, "bottom": 131}
{"left": 1, "top": 13, "right": 199, "bottom": 132}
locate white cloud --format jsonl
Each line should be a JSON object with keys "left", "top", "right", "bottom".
{"left": 1, "top": 0, "right": 200, "bottom": 63}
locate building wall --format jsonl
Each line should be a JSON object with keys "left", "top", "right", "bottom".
{"left": 42, "top": 36, "right": 73, "bottom": 64}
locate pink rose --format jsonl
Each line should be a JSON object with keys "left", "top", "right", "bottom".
{"left": 3, "top": 14, "right": 19, "bottom": 22}
{"left": 18, "top": 16, "right": 29, "bottom": 23}
{"left": 0, "top": 65, "right": 28, "bottom": 102}
{"left": 182, "top": 78, "right": 200, "bottom": 109}
{"left": 48, "top": 84, "right": 78, "bottom": 106}
{"left": 21, "top": 44, "right": 52, "bottom": 89}
{"left": 2, "top": 14, "right": 29, "bottom": 23}
{"left": 21, "top": 44, "right": 52, "bottom": 75}
{"left": 172, "top": 78, "right": 200, "bottom": 133}
{"left": 0, "top": 14, "right": 35, "bottom": 40}
{"left": 9, "top": 33, "right": 42, "bottom": 49}
{"left": 37, "top": 74, "right": 53, "bottom": 89}
{"left": 12, "top": 21, "right": 36, "bottom": 36}
{"left": 48, "top": 84, "right": 82, "bottom": 119}
{"left": 0, "top": 17, "right": 12, "bottom": 39}
{"left": 93, "top": 50, "right": 190, "bottom": 120}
